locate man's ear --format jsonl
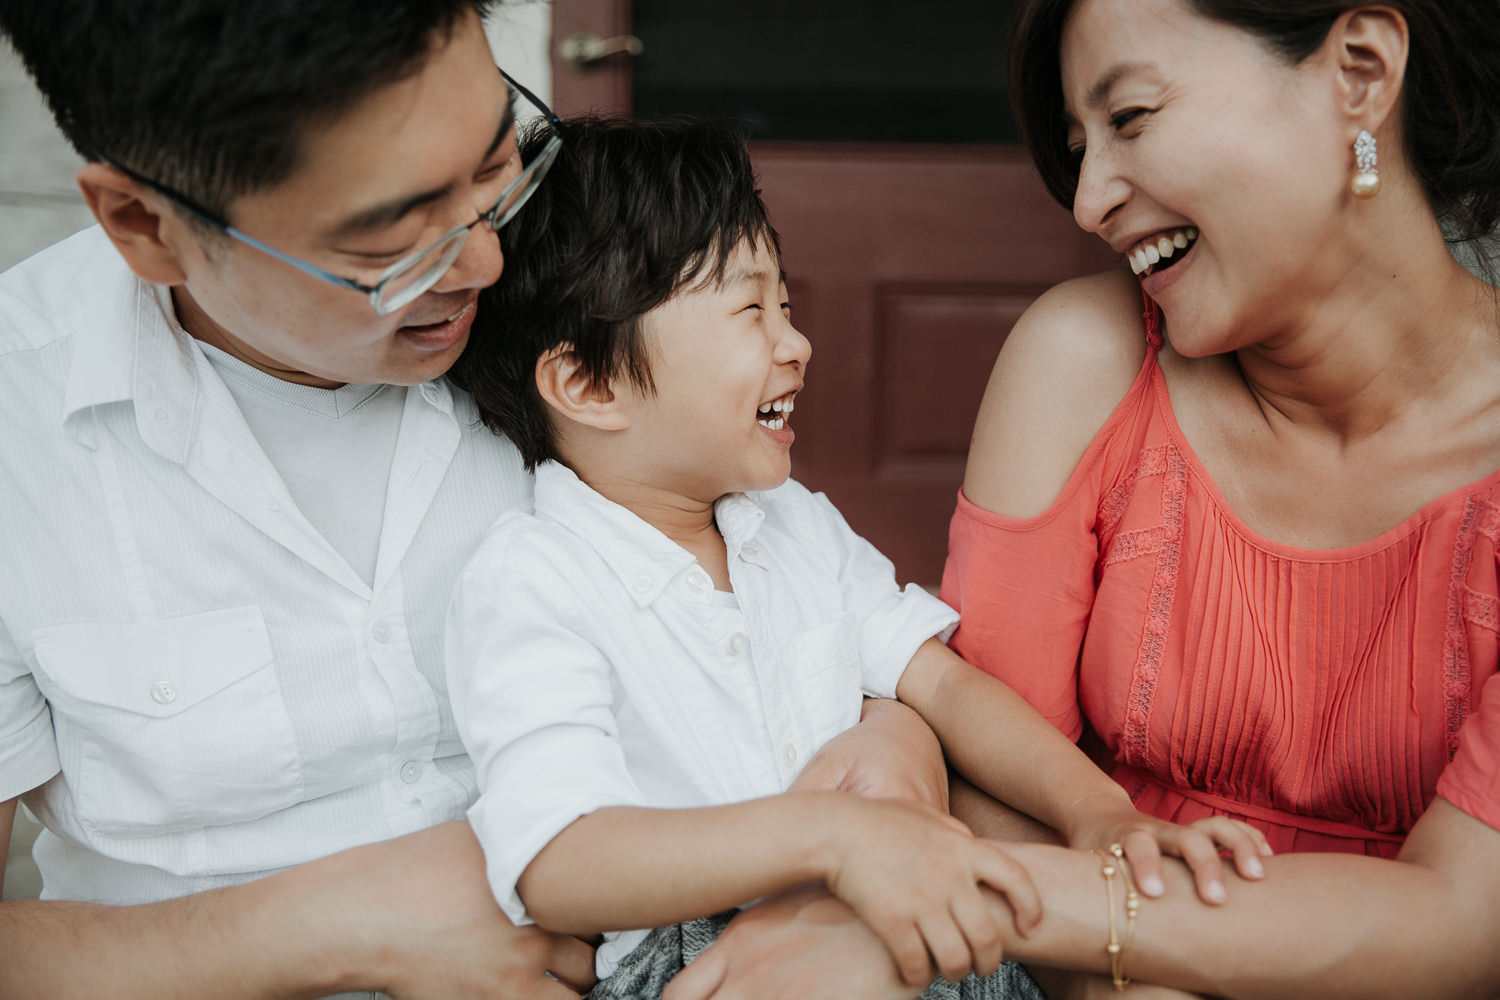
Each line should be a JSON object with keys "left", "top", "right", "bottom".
{"left": 535, "top": 345, "right": 632, "bottom": 432}
{"left": 1329, "top": 6, "right": 1407, "bottom": 133}
{"left": 75, "top": 162, "right": 190, "bottom": 285}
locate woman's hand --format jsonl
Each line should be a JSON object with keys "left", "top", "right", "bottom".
{"left": 1065, "top": 798, "right": 1271, "bottom": 904}
{"left": 790, "top": 697, "right": 949, "bottom": 809}
{"left": 821, "top": 796, "right": 1041, "bottom": 987}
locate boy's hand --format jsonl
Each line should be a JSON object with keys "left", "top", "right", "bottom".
{"left": 821, "top": 796, "right": 1041, "bottom": 987}
{"left": 1065, "top": 800, "right": 1272, "bottom": 904}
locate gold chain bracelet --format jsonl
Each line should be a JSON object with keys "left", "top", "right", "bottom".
{"left": 1089, "top": 843, "right": 1141, "bottom": 990}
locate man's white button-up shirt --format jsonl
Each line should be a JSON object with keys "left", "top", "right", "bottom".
{"left": 445, "top": 461, "right": 958, "bottom": 976}
{"left": 0, "top": 227, "right": 532, "bottom": 904}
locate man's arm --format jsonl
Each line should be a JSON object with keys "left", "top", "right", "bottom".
{"left": 0, "top": 819, "right": 595, "bottom": 1000}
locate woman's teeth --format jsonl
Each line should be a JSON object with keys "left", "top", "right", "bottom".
{"left": 757, "top": 394, "right": 795, "bottom": 430}
{"left": 1129, "top": 227, "right": 1198, "bottom": 276}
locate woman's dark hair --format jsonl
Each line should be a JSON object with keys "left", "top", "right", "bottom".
{"left": 451, "top": 115, "right": 780, "bottom": 472}
{"left": 0, "top": 0, "right": 492, "bottom": 219}
{"left": 1010, "top": 0, "right": 1500, "bottom": 247}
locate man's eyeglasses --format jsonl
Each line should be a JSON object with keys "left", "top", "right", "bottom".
{"left": 109, "top": 70, "right": 562, "bottom": 316}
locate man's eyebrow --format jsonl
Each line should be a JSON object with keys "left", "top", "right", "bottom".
{"left": 1063, "top": 61, "right": 1154, "bottom": 124}
{"left": 322, "top": 93, "right": 518, "bottom": 242}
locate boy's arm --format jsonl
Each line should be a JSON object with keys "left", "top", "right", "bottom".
{"left": 0, "top": 817, "right": 594, "bottom": 999}
{"left": 518, "top": 793, "right": 846, "bottom": 934}
{"left": 896, "top": 639, "right": 1267, "bottom": 901}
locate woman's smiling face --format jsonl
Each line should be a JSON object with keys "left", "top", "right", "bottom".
{"left": 1059, "top": 0, "right": 1361, "bottom": 355}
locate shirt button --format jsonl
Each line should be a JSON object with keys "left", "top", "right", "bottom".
{"left": 150, "top": 681, "right": 177, "bottom": 705}
{"left": 741, "top": 545, "right": 758, "bottom": 558}
{"left": 631, "top": 575, "right": 654, "bottom": 596}
{"left": 399, "top": 760, "right": 422, "bottom": 784}
{"left": 782, "top": 743, "right": 798, "bottom": 768}
{"left": 371, "top": 619, "right": 391, "bottom": 643}
{"left": 154, "top": 406, "right": 172, "bottom": 423}
{"left": 727, "top": 632, "right": 748, "bottom": 655}
{"left": 686, "top": 569, "right": 712, "bottom": 592}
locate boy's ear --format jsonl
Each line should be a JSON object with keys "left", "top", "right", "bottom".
{"left": 75, "top": 162, "right": 191, "bottom": 286}
{"left": 535, "top": 345, "right": 631, "bottom": 431}
{"left": 1328, "top": 6, "right": 1407, "bottom": 132}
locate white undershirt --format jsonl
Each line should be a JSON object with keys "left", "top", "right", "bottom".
{"left": 199, "top": 343, "right": 403, "bottom": 586}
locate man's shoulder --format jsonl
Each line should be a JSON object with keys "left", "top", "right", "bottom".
{"left": 0, "top": 226, "right": 128, "bottom": 358}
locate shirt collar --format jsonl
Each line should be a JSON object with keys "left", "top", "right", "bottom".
{"left": 534, "top": 461, "right": 770, "bottom": 606}
{"left": 62, "top": 261, "right": 202, "bottom": 459}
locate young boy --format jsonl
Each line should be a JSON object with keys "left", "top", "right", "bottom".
{"left": 445, "top": 116, "right": 1269, "bottom": 998}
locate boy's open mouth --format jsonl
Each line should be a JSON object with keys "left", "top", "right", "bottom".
{"left": 1128, "top": 226, "right": 1198, "bottom": 278}
{"left": 756, "top": 390, "right": 797, "bottom": 431}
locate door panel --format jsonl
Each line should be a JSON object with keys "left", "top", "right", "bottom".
{"left": 552, "top": 2, "right": 1113, "bottom": 582}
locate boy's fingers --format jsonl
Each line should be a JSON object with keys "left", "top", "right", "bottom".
{"left": 918, "top": 912, "right": 974, "bottom": 984}
{"left": 876, "top": 918, "right": 934, "bottom": 988}
{"left": 974, "top": 846, "right": 1043, "bottom": 934}
{"left": 951, "top": 891, "right": 1006, "bottom": 977}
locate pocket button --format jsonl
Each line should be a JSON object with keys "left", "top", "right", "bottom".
{"left": 150, "top": 680, "right": 177, "bottom": 705}
{"left": 399, "top": 760, "right": 422, "bottom": 784}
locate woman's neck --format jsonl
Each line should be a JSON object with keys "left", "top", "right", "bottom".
{"left": 1230, "top": 220, "right": 1498, "bottom": 445}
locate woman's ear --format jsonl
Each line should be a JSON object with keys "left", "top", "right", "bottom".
{"left": 1329, "top": 6, "right": 1408, "bottom": 132}
{"left": 76, "top": 162, "right": 190, "bottom": 285}
{"left": 535, "top": 345, "right": 632, "bottom": 432}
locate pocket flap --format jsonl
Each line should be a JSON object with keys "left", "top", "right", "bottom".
{"left": 33, "top": 606, "right": 275, "bottom": 719}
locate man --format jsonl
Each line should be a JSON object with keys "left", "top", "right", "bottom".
{"left": 0, "top": 2, "right": 593, "bottom": 996}
{"left": 0, "top": 2, "right": 948, "bottom": 997}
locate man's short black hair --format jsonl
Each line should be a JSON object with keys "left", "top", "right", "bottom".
{"left": 452, "top": 115, "right": 781, "bottom": 471}
{"left": 0, "top": 0, "right": 493, "bottom": 220}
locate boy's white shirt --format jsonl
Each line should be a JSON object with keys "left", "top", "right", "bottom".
{"left": 445, "top": 460, "right": 959, "bottom": 978}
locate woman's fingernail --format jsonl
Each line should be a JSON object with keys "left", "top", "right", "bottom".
{"left": 1141, "top": 875, "right": 1165, "bottom": 896}
{"left": 1247, "top": 857, "right": 1265, "bottom": 878}
{"left": 1207, "top": 882, "right": 1227, "bottom": 904}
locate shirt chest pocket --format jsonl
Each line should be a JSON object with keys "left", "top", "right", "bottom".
{"left": 31, "top": 606, "right": 305, "bottom": 837}
{"left": 786, "top": 613, "right": 865, "bottom": 752}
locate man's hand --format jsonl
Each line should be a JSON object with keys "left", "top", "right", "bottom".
{"left": 791, "top": 697, "right": 948, "bottom": 809}
{"left": 327, "top": 821, "right": 596, "bottom": 999}
{"left": 662, "top": 886, "right": 923, "bottom": 1000}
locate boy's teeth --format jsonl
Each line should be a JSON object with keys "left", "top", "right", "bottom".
{"left": 759, "top": 402, "right": 772, "bottom": 414}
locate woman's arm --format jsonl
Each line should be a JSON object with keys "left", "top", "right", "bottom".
{"left": 1001, "top": 799, "right": 1500, "bottom": 999}
{"left": 0, "top": 818, "right": 596, "bottom": 1000}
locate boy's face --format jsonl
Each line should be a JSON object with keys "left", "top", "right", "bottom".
{"left": 622, "top": 239, "right": 811, "bottom": 501}
{"left": 165, "top": 8, "right": 514, "bottom": 388}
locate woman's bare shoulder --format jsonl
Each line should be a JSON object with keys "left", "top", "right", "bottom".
{"left": 963, "top": 267, "right": 1149, "bottom": 519}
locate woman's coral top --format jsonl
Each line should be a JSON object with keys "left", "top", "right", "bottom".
{"left": 941, "top": 310, "right": 1500, "bottom": 857}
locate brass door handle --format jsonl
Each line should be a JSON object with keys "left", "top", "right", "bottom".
{"left": 559, "top": 32, "right": 644, "bottom": 71}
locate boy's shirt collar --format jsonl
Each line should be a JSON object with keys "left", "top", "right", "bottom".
{"left": 532, "top": 460, "right": 770, "bottom": 606}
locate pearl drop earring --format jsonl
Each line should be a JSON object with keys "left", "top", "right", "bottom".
{"left": 1351, "top": 129, "right": 1380, "bottom": 199}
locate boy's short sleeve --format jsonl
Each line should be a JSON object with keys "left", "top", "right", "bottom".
{"left": 0, "top": 619, "right": 62, "bottom": 801}
{"left": 445, "top": 516, "right": 646, "bottom": 926}
{"left": 801, "top": 488, "right": 959, "bottom": 699}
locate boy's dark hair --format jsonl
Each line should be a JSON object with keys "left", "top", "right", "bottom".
{"left": 0, "top": 0, "right": 493, "bottom": 220}
{"left": 451, "top": 115, "right": 781, "bottom": 471}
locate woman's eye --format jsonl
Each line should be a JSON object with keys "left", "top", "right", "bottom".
{"left": 1110, "top": 108, "right": 1148, "bottom": 130}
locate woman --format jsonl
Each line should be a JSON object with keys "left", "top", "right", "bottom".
{"left": 938, "top": 0, "right": 1500, "bottom": 995}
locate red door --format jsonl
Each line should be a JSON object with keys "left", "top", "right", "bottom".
{"left": 551, "top": 1, "right": 1111, "bottom": 583}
